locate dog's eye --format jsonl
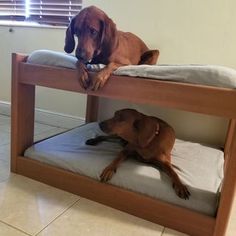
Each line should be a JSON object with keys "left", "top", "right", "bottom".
{"left": 90, "top": 28, "right": 98, "bottom": 36}
{"left": 115, "top": 115, "right": 124, "bottom": 122}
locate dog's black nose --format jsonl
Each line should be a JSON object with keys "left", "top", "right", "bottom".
{"left": 99, "top": 121, "right": 105, "bottom": 130}
{"left": 99, "top": 121, "right": 108, "bottom": 132}
{"left": 76, "top": 48, "right": 87, "bottom": 62}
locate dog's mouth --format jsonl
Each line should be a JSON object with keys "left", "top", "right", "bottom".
{"left": 76, "top": 55, "right": 92, "bottom": 64}
{"left": 76, "top": 49, "right": 100, "bottom": 64}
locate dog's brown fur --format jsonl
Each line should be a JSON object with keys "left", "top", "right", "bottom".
{"left": 86, "top": 109, "right": 190, "bottom": 199}
{"left": 64, "top": 6, "right": 159, "bottom": 90}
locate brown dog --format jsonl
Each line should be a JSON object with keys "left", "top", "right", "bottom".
{"left": 64, "top": 6, "right": 159, "bottom": 90}
{"left": 86, "top": 109, "right": 190, "bottom": 199}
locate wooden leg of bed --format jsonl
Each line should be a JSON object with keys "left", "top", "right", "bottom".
{"left": 213, "top": 118, "right": 236, "bottom": 236}
{"left": 224, "top": 119, "right": 236, "bottom": 171}
{"left": 86, "top": 95, "right": 99, "bottom": 123}
{"left": 11, "top": 53, "right": 35, "bottom": 173}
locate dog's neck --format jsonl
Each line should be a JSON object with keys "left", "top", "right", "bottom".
{"left": 121, "top": 124, "right": 160, "bottom": 149}
{"left": 155, "top": 125, "right": 159, "bottom": 136}
{"left": 144, "top": 124, "right": 160, "bottom": 147}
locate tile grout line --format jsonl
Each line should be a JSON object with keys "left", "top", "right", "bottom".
{"left": 33, "top": 127, "right": 67, "bottom": 139}
{"left": 161, "top": 227, "right": 166, "bottom": 236}
{"left": 34, "top": 197, "right": 82, "bottom": 236}
{"left": 0, "top": 219, "right": 32, "bottom": 236}
{"left": 0, "top": 115, "right": 79, "bottom": 235}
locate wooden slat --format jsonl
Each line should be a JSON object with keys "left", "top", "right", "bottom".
{"left": 17, "top": 156, "right": 215, "bottom": 236}
{"left": 19, "top": 62, "right": 236, "bottom": 119}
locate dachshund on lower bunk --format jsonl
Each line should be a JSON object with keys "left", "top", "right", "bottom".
{"left": 86, "top": 109, "right": 190, "bottom": 200}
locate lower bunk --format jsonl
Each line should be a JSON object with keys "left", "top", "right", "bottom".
{"left": 21, "top": 122, "right": 223, "bottom": 236}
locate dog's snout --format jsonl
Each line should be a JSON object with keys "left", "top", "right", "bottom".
{"left": 76, "top": 48, "right": 87, "bottom": 62}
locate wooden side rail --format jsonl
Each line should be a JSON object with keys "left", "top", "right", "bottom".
{"left": 18, "top": 62, "right": 236, "bottom": 119}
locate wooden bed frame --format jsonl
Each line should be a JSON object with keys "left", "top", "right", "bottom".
{"left": 11, "top": 53, "right": 236, "bottom": 236}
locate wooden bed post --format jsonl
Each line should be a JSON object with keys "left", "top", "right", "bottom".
{"left": 85, "top": 95, "right": 99, "bottom": 123}
{"left": 224, "top": 119, "right": 236, "bottom": 170}
{"left": 213, "top": 118, "right": 236, "bottom": 236}
{"left": 11, "top": 53, "right": 35, "bottom": 173}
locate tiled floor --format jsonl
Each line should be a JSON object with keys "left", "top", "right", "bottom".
{"left": 0, "top": 114, "right": 235, "bottom": 236}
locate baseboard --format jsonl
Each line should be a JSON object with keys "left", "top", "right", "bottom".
{"left": 0, "top": 101, "right": 85, "bottom": 129}
{"left": 0, "top": 101, "right": 11, "bottom": 116}
{"left": 35, "top": 108, "right": 85, "bottom": 129}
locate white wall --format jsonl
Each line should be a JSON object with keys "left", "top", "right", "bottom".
{"left": 0, "top": 25, "right": 86, "bottom": 118}
{"left": 1, "top": 0, "right": 236, "bottom": 145}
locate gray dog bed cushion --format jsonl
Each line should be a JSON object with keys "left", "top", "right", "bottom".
{"left": 24, "top": 122, "right": 224, "bottom": 216}
{"left": 27, "top": 49, "right": 236, "bottom": 89}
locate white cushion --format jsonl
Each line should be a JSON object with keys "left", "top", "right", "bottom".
{"left": 27, "top": 49, "right": 236, "bottom": 88}
{"left": 24, "top": 122, "right": 224, "bottom": 216}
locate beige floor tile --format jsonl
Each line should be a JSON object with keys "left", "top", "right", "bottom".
{"left": 0, "top": 221, "right": 28, "bottom": 236}
{"left": 0, "top": 124, "right": 10, "bottom": 133}
{"left": 162, "top": 228, "right": 189, "bottom": 236}
{"left": 0, "top": 174, "right": 79, "bottom": 235}
{"left": 0, "top": 132, "right": 10, "bottom": 145}
{"left": 0, "top": 115, "right": 10, "bottom": 126}
{"left": 0, "top": 144, "right": 10, "bottom": 183}
{"left": 37, "top": 198, "right": 163, "bottom": 236}
{"left": 0, "top": 160, "right": 10, "bottom": 183}
{"left": 0, "top": 144, "right": 10, "bottom": 163}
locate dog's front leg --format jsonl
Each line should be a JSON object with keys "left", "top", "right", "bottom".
{"left": 86, "top": 135, "right": 112, "bottom": 146}
{"left": 156, "top": 159, "right": 190, "bottom": 200}
{"left": 76, "top": 61, "right": 90, "bottom": 89}
{"left": 89, "top": 62, "right": 121, "bottom": 91}
{"left": 86, "top": 135, "right": 127, "bottom": 146}
{"left": 100, "top": 149, "right": 129, "bottom": 182}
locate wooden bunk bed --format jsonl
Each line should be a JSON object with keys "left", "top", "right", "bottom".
{"left": 11, "top": 53, "right": 236, "bottom": 236}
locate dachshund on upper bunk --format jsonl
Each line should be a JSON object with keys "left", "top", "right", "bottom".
{"left": 64, "top": 6, "right": 159, "bottom": 90}
{"left": 86, "top": 109, "right": 190, "bottom": 200}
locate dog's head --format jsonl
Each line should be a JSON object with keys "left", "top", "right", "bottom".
{"left": 64, "top": 6, "right": 117, "bottom": 63}
{"left": 99, "top": 109, "right": 159, "bottom": 148}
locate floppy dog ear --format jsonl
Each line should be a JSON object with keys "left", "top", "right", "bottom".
{"left": 100, "top": 16, "right": 117, "bottom": 52}
{"left": 139, "top": 50, "right": 160, "bottom": 65}
{"left": 133, "top": 117, "right": 159, "bottom": 148}
{"left": 64, "top": 17, "right": 76, "bottom": 53}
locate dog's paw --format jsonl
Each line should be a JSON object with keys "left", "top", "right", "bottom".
{"left": 85, "top": 138, "right": 99, "bottom": 146}
{"left": 173, "top": 183, "right": 190, "bottom": 200}
{"left": 100, "top": 166, "right": 116, "bottom": 182}
{"left": 76, "top": 62, "right": 90, "bottom": 89}
{"left": 78, "top": 70, "right": 90, "bottom": 89}
{"left": 89, "top": 72, "right": 109, "bottom": 91}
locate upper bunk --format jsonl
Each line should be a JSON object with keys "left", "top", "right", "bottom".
{"left": 12, "top": 50, "right": 236, "bottom": 120}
